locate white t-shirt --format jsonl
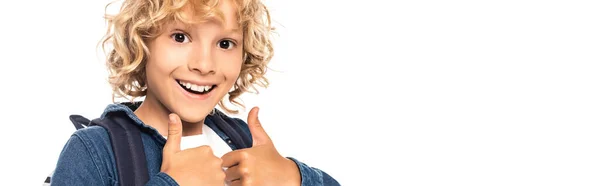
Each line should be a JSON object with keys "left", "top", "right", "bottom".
{"left": 166, "top": 124, "right": 233, "bottom": 158}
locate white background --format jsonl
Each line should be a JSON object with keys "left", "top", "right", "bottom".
{"left": 1, "top": 0, "right": 599, "bottom": 185}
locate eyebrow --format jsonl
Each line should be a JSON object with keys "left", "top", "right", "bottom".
{"left": 168, "top": 21, "right": 242, "bottom": 36}
{"left": 225, "top": 27, "right": 242, "bottom": 35}
{"left": 167, "top": 22, "right": 193, "bottom": 31}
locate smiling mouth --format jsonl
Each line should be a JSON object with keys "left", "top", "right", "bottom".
{"left": 176, "top": 80, "right": 217, "bottom": 95}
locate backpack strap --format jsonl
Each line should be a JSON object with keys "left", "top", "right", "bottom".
{"left": 89, "top": 112, "right": 149, "bottom": 186}
{"left": 69, "top": 115, "right": 91, "bottom": 130}
{"left": 206, "top": 109, "right": 253, "bottom": 149}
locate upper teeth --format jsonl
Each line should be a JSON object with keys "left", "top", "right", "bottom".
{"left": 180, "top": 81, "right": 212, "bottom": 92}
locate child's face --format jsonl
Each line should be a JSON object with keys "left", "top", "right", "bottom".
{"left": 145, "top": 0, "right": 243, "bottom": 123}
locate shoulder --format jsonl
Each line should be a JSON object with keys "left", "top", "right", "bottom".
{"left": 52, "top": 126, "right": 116, "bottom": 185}
{"left": 69, "top": 126, "right": 115, "bottom": 167}
{"left": 71, "top": 126, "right": 111, "bottom": 150}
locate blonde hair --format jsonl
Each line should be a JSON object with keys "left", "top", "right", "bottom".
{"left": 100, "top": 0, "right": 273, "bottom": 114}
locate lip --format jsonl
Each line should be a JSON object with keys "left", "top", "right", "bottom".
{"left": 175, "top": 80, "right": 214, "bottom": 100}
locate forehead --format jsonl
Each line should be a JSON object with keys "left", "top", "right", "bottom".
{"left": 176, "top": 0, "right": 241, "bottom": 30}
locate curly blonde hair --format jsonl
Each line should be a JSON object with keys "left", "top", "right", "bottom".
{"left": 100, "top": 0, "right": 273, "bottom": 114}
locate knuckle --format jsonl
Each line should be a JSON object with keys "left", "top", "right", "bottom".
{"left": 240, "top": 151, "right": 250, "bottom": 160}
{"left": 239, "top": 166, "right": 250, "bottom": 176}
{"left": 243, "top": 177, "right": 253, "bottom": 185}
{"left": 196, "top": 146, "right": 212, "bottom": 154}
{"left": 215, "top": 160, "right": 224, "bottom": 168}
{"left": 214, "top": 157, "right": 223, "bottom": 165}
{"left": 198, "top": 145, "right": 209, "bottom": 150}
{"left": 167, "top": 128, "right": 180, "bottom": 135}
{"left": 202, "top": 146, "right": 214, "bottom": 153}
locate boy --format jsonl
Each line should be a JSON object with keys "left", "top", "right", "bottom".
{"left": 50, "top": 0, "right": 339, "bottom": 185}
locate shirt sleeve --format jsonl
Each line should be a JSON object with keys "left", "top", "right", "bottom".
{"left": 287, "top": 157, "right": 341, "bottom": 186}
{"left": 144, "top": 172, "right": 180, "bottom": 186}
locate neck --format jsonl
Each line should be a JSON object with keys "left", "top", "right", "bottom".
{"left": 134, "top": 93, "right": 204, "bottom": 137}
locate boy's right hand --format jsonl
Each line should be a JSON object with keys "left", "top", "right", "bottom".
{"left": 160, "top": 113, "right": 225, "bottom": 186}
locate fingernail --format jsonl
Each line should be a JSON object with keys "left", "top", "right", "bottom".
{"left": 169, "top": 114, "right": 176, "bottom": 123}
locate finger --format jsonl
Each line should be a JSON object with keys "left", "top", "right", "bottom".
{"left": 224, "top": 164, "right": 245, "bottom": 184}
{"left": 221, "top": 150, "right": 248, "bottom": 168}
{"left": 188, "top": 145, "right": 215, "bottom": 158}
{"left": 228, "top": 179, "right": 243, "bottom": 186}
{"left": 247, "top": 107, "right": 271, "bottom": 146}
{"left": 163, "top": 114, "right": 182, "bottom": 156}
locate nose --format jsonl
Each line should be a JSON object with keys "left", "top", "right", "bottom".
{"left": 187, "top": 46, "right": 216, "bottom": 75}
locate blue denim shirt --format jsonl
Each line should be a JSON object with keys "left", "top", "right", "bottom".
{"left": 51, "top": 103, "right": 340, "bottom": 186}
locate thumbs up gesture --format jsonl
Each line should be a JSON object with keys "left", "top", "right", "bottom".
{"left": 221, "top": 107, "right": 301, "bottom": 186}
{"left": 160, "top": 114, "right": 226, "bottom": 186}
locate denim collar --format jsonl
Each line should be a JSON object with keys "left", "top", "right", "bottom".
{"left": 99, "top": 102, "right": 233, "bottom": 148}
{"left": 100, "top": 102, "right": 167, "bottom": 145}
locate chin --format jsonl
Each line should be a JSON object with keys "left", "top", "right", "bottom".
{"left": 172, "top": 106, "right": 213, "bottom": 124}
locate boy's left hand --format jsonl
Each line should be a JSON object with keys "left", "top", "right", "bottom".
{"left": 221, "top": 107, "right": 301, "bottom": 186}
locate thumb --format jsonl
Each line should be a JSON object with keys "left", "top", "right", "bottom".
{"left": 163, "top": 113, "right": 182, "bottom": 157}
{"left": 248, "top": 107, "right": 271, "bottom": 146}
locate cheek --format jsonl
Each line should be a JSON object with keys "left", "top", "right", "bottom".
{"left": 219, "top": 52, "right": 244, "bottom": 82}
{"left": 225, "top": 63, "right": 242, "bottom": 80}
{"left": 224, "top": 62, "right": 243, "bottom": 86}
{"left": 147, "top": 46, "right": 189, "bottom": 76}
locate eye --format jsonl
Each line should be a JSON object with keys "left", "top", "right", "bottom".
{"left": 171, "top": 33, "right": 190, "bottom": 43}
{"left": 218, "top": 40, "right": 236, "bottom": 49}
